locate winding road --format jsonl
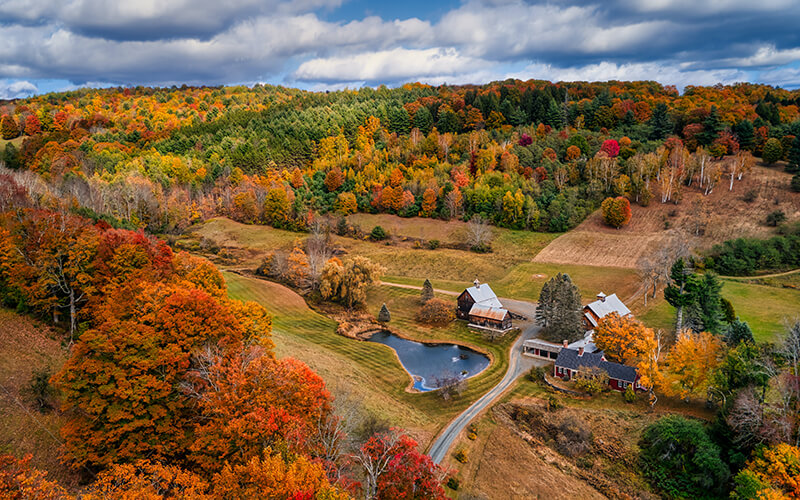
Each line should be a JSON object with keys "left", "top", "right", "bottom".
{"left": 427, "top": 301, "right": 546, "bottom": 465}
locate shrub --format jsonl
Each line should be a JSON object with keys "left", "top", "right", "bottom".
{"left": 742, "top": 189, "right": 757, "bottom": 203}
{"left": 528, "top": 365, "right": 546, "bottom": 382}
{"left": 446, "top": 477, "right": 460, "bottom": 491}
{"left": 547, "top": 395, "right": 562, "bottom": 411}
{"left": 467, "top": 432, "right": 477, "bottom": 441}
{"left": 792, "top": 174, "right": 800, "bottom": 192}
{"left": 573, "top": 366, "right": 609, "bottom": 395}
{"left": 417, "top": 298, "right": 455, "bottom": 325}
{"left": 454, "top": 449, "right": 468, "bottom": 464}
{"left": 427, "top": 239, "right": 440, "bottom": 250}
{"left": 623, "top": 385, "right": 635, "bottom": 403}
{"left": 26, "top": 367, "right": 54, "bottom": 412}
{"left": 370, "top": 225, "right": 387, "bottom": 240}
{"left": 766, "top": 210, "right": 786, "bottom": 227}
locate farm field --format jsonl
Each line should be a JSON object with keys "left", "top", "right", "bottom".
{"left": 189, "top": 217, "right": 640, "bottom": 303}
{"left": 223, "top": 271, "right": 517, "bottom": 447}
{"left": 535, "top": 164, "right": 800, "bottom": 269}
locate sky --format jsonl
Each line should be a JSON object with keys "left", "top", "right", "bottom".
{"left": 2, "top": 0, "right": 800, "bottom": 99}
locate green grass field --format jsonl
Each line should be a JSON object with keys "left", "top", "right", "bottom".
{"left": 637, "top": 279, "right": 799, "bottom": 342}
{"left": 223, "top": 271, "right": 517, "bottom": 446}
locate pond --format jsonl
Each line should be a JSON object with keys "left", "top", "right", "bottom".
{"left": 366, "top": 331, "right": 490, "bottom": 392}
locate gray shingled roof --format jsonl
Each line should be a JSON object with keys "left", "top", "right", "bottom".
{"left": 555, "top": 348, "right": 637, "bottom": 383}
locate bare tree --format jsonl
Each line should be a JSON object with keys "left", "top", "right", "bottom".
{"left": 465, "top": 214, "right": 493, "bottom": 251}
{"left": 781, "top": 320, "right": 800, "bottom": 446}
{"left": 353, "top": 431, "right": 402, "bottom": 500}
{"left": 306, "top": 218, "right": 335, "bottom": 289}
{"left": 433, "top": 373, "right": 467, "bottom": 401}
{"left": 637, "top": 230, "right": 690, "bottom": 305}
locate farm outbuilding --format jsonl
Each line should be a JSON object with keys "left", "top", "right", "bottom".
{"left": 457, "top": 280, "right": 512, "bottom": 332}
{"left": 583, "top": 292, "right": 632, "bottom": 330}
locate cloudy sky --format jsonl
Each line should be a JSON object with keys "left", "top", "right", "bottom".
{"left": 2, "top": 0, "right": 800, "bottom": 98}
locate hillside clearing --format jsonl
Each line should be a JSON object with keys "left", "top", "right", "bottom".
{"left": 535, "top": 165, "right": 800, "bottom": 269}
{"left": 0, "top": 309, "right": 77, "bottom": 489}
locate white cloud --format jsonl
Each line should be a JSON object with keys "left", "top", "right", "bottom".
{"left": 0, "top": 80, "right": 38, "bottom": 99}
{"left": 509, "top": 61, "right": 750, "bottom": 89}
{"left": 295, "top": 47, "right": 486, "bottom": 82}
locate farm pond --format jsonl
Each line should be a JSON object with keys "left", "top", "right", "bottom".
{"left": 366, "top": 331, "right": 490, "bottom": 392}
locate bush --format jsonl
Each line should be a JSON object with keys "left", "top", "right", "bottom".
{"left": 792, "top": 174, "right": 800, "bottom": 192}
{"left": 369, "top": 225, "right": 387, "bottom": 240}
{"left": 467, "top": 432, "right": 477, "bottom": 441}
{"left": 446, "top": 477, "right": 460, "bottom": 491}
{"left": 742, "top": 189, "right": 757, "bottom": 203}
{"left": 528, "top": 365, "right": 546, "bottom": 382}
{"left": 573, "top": 366, "right": 609, "bottom": 395}
{"left": 623, "top": 385, "right": 635, "bottom": 403}
{"left": 547, "top": 395, "right": 562, "bottom": 411}
{"left": 417, "top": 298, "right": 455, "bottom": 325}
{"left": 766, "top": 210, "right": 786, "bottom": 227}
{"left": 26, "top": 367, "right": 54, "bottom": 412}
{"left": 427, "top": 239, "right": 440, "bottom": 250}
{"left": 454, "top": 449, "right": 468, "bottom": 464}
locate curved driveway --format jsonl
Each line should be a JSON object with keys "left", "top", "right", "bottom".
{"left": 428, "top": 303, "right": 546, "bottom": 464}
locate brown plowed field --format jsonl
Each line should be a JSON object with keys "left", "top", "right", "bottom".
{"left": 535, "top": 164, "right": 800, "bottom": 269}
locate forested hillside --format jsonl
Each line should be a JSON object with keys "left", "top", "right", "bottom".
{"left": 2, "top": 80, "right": 800, "bottom": 236}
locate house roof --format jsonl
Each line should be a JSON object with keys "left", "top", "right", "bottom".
{"left": 568, "top": 330, "right": 599, "bottom": 354}
{"left": 523, "top": 338, "right": 563, "bottom": 351}
{"left": 464, "top": 283, "right": 504, "bottom": 309}
{"left": 555, "top": 348, "right": 637, "bottom": 383}
{"left": 584, "top": 293, "right": 631, "bottom": 326}
{"left": 468, "top": 303, "right": 509, "bottom": 321}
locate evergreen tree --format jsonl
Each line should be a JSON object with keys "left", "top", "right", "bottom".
{"left": 544, "top": 99, "right": 563, "bottom": 129}
{"left": 535, "top": 279, "right": 552, "bottom": 329}
{"left": 378, "top": 303, "right": 391, "bottom": 323}
{"left": 724, "top": 319, "right": 754, "bottom": 346}
{"left": 537, "top": 273, "right": 582, "bottom": 342}
{"left": 648, "top": 103, "right": 672, "bottom": 140}
{"left": 697, "top": 106, "right": 723, "bottom": 146}
{"left": 436, "top": 109, "right": 459, "bottom": 134}
{"left": 786, "top": 135, "right": 800, "bottom": 174}
{"left": 389, "top": 107, "right": 411, "bottom": 135}
{"left": 420, "top": 279, "right": 434, "bottom": 303}
{"left": 695, "top": 272, "right": 724, "bottom": 334}
{"left": 413, "top": 107, "right": 434, "bottom": 135}
{"left": 733, "top": 120, "right": 755, "bottom": 151}
{"left": 721, "top": 297, "right": 736, "bottom": 323}
{"left": 664, "top": 259, "right": 695, "bottom": 332}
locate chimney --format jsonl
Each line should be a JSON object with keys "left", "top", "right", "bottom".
{"left": 474, "top": 278, "right": 480, "bottom": 289}
{"left": 578, "top": 347, "right": 584, "bottom": 356}
{"left": 562, "top": 339, "right": 568, "bottom": 348}
{"left": 597, "top": 292, "right": 606, "bottom": 302}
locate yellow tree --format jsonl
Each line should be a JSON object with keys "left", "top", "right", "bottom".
{"left": 420, "top": 188, "right": 438, "bottom": 217}
{"left": 336, "top": 192, "right": 357, "bottom": 215}
{"left": 594, "top": 312, "right": 654, "bottom": 364}
{"left": 662, "top": 330, "right": 723, "bottom": 400}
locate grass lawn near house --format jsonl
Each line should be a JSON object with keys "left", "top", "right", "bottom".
{"left": 223, "top": 271, "right": 518, "bottom": 447}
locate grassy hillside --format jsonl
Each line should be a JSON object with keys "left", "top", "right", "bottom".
{"left": 223, "top": 271, "right": 517, "bottom": 447}
{"left": 0, "top": 309, "right": 77, "bottom": 489}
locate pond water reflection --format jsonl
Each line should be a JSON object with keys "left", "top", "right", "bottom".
{"left": 366, "top": 331, "right": 490, "bottom": 392}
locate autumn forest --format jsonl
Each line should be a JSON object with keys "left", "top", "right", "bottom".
{"left": 1, "top": 78, "right": 800, "bottom": 499}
